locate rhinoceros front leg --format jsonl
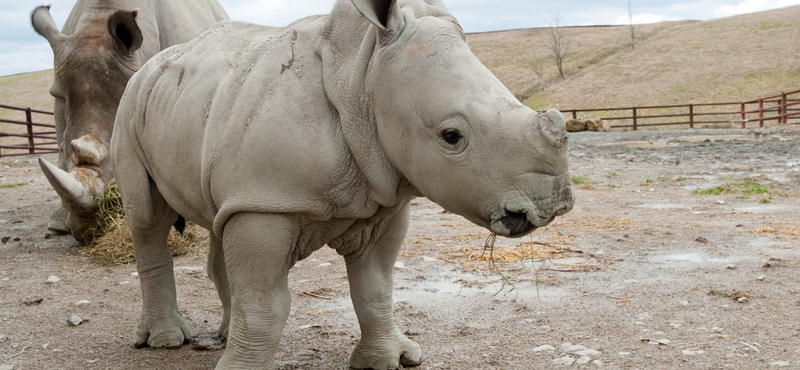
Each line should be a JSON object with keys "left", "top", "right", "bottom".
{"left": 130, "top": 216, "right": 192, "bottom": 348}
{"left": 116, "top": 149, "right": 191, "bottom": 349}
{"left": 207, "top": 233, "right": 231, "bottom": 339}
{"left": 215, "top": 213, "right": 294, "bottom": 370}
{"left": 344, "top": 202, "right": 423, "bottom": 369}
{"left": 47, "top": 205, "right": 70, "bottom": 234}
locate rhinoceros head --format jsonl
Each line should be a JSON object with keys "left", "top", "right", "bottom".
{"left": 32, "top": 6, "right": 144, "bottom": 241}
{"left": 352, "top": 0, "right": 574, "bottom": 237}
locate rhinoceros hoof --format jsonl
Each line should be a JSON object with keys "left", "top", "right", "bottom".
{"left": 134, "top": 311, "right": 192, "bottom": 349}
{"left": 349, "top": 332, "right": 423, "bottom": 369}
{"left": 217, "top": 313, "right": 230, "bottom": 340}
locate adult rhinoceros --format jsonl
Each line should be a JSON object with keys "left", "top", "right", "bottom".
{"left": 31, "top": 0, "right": 228, "bottom": 241}
{"left": 111, "top": 0, "right": 575, "bottom": 368}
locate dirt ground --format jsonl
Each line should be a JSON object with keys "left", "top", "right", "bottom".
{"left": 1, "top": 127, "right": 799, "bottom": 370}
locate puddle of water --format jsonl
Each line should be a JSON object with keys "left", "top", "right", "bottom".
{"left": 734, "top": 204, "right": 798, "bottom": 213}
{"left": 650, "top": 252, "right": 731, "bottom": 266}
{"left": 636, "top": 203, "right": 688, "bottom": 210}
{"left": 396, "top": 274, "right": 569, "bottom": 302}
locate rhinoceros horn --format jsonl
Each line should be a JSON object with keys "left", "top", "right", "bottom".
{"left": 39, "top": 134, "right": 109, "bottom": 217}
{"left": 538, "top": 109, "right": 568, "bottom": 148}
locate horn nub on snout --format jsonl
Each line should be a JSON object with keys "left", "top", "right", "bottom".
{"left": 39, "top": 135, "right": 109, "bottom": 217}
{"left": 537, "top": 109, "right": 568, "bottom": 147}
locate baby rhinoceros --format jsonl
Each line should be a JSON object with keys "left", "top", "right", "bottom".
{"left": 111, "top": 0, "right": 575, "bottom": 369}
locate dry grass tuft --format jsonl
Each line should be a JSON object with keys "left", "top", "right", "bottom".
{"left": 80, "top": 180, "right": 208, "bottom": 265}
{"left": 752, "top": 223, "right": 800, "bottom": 239}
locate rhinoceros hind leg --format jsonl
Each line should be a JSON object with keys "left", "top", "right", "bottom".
{"left": 343, "top": 202, "right": 423, "bottom": 369}
{"left": 47, "top": 206, "right": 71, "bottom": 234}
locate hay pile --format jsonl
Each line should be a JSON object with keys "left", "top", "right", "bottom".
{"left": 80, "top": 180, "right": 208, "bottom": 265}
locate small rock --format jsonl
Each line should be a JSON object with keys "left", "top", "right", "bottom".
{"left": 737, "top": 297, "right": 748, "bottom": 303}
{"left": 695, "top": 237, "right": 708, "bottom": 244}
{"left": 574, "top": 349, "right": 602, "bottom": 357}
{"left": 23, "top": 298, "right": 43, "bottom": 306}
{"left": 563, "top": 344, "right": 588, "bottom": 352}
{"left": 67, "top": 314, "right": 83, "bottom": 326}
{"left": 680, "top": 300, "right": 689, "bottom": 307}
{"left": 716, "top": 200, "right": 727, "bottom": 205}
{"left": 769, "top": 361, "right": 790, "bottom": 367}
{"left": 618, "top": 352, "right": 633, "bottom": 357}
{"left": 553, "top": 356, "right": 576, "bottom": 366}
{"left": 393, "top": 261, "right": 406, "bottom": 269}
{"left": 44, "top": 233, "right": 52, "bottom": 239}
{"left": 1, "top": 237, "right": 9, "bottom": 243}
{"left": 682, "top": 350, "right": 706, "bottom": 356}
{"left": 756, "top": 275, "right": 766, "bottom": 281}
{"left": 576, "top": 356, "right": 592, "bottom": 365}
{"left": 726, "top": 264, "right": 737, "bottom": 270}
{"left": 318, "top": 262, "right": 332, "bottom": 267}
{"left": 45, "top": 275, "right": 60, "bottom": 284}
{"left": 533, "top": 344, "right": 555, "bottom": 353}
{"left": 592, "top": 360, "right": 603, "bottom": 367}
{"left": 75, "top": 300, "right": 91, "bottom": 306}
{"left": 131, "top": 272, "right": 139, "bottom": 277}
{"left": 422, "top": 256, "right": 438, "bottom": 262}
{"left": 0, "top": 334, "right": 7, "bottom": 343}
{"left": 0, "top": 364, "right": 14, "bottom": 370}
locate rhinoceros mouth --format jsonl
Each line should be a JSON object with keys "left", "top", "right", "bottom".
{"left": 499, "top": 211, "right": 535, "bottom": 237}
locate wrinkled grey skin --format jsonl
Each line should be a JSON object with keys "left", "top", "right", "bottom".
{"left": 31, "top": 0, "right": 228, "bottom": 242}
{"left": 111, "top": 0, "right": 575, "bottom": 368}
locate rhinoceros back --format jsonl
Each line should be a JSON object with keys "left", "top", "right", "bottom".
{"left": 114, "top": 18, "right": 377, "bottom": 236}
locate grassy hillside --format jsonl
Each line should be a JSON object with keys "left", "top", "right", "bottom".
{"left": 466, "top": 5, "right": 800, "bottom": 111}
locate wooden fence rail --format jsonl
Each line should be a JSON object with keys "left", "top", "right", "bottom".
{"left": 560, "top": 89, "right": 800, "bottom": 130}
{"left": 0, "top": 104, "right": 57, "bottom": 158}
{"left": 2, "top": 89, "right": 799, "bottom": 158}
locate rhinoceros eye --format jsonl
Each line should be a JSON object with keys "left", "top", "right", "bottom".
{"left": 440, "top": 128, "right": 463, "bottom": 146}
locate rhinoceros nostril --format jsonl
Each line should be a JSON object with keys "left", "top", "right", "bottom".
{"left": 499, "top": 211, "right": 534, "bottom": 237}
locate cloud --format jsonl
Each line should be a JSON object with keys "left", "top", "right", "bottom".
{"left": 714, "top": 0, "right": 800, "bottom": 17}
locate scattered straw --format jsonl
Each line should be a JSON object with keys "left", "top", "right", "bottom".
{"left": 80, "top": 180, "right": 208, "bottom": 265}
{"left": 752, "top": 223, "right": 800, "bottom": 239}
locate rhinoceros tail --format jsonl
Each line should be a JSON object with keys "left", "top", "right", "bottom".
{"left": 174, "top": 215, "right": 186, "bottom": 235}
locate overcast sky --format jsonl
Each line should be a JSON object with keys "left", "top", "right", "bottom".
{"left": 1, "top": 0, "right": 799, "bottom": 76}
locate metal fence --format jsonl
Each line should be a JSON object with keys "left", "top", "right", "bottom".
{"left": 560, "top": 90, "right": 800, "bottom": 130}
{"left": 0, "top": 104, "right": 57, "bottom": 158}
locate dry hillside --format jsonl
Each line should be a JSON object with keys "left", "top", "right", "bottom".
{"left": 2, "top": 5, "right": 799, "bottom": 121}
{"left": 466, "top": 5, "right": 800, "bottom": 111}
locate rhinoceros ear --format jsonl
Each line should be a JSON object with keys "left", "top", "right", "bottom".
{"left": 108, "top": 9, "right": 143, "bottom": 54}
{"left": 31, "top": 6, "right": 66, "bottom": 47}
{"left": 351, "top": 0, "right": 402, "bottom": 33}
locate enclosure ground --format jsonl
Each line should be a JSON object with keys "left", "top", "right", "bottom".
{"left": 1, "top": 127, "right": 799, "bottom": 369}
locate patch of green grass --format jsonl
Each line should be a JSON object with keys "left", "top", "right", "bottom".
{"left": 0, "top": 182, "right": 28, "bottom": 189}
{"left": 757, "top": 21, "right": 782, "bottom": 31}
{"left": 641, "top": 178, "right": 655, "bottom": 186}
{"left": 693, "top": 185, "right": 729, "bottom": 195}
{"left": 693, "top": 180, "right": 770, "bottom": 197}
{"left": 571, "top": 175, "right": 591, "bottom": 185}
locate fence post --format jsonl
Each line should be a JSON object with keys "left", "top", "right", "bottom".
{"left": 758, "top": 97, "right": 764, "bottom": 128}
{"left": 632, "top": 107, "right": 638, "bottom": 131}
{"left": 571, "top": 110, "right": 577, "bottom": 120}
{"left": 781, "top": 92, "right": 788, "bottom": 124}
{"left": 740, "top": 102, "right": 746, "bottom": 128}
{"left": 689, "top": 104, "right": 694, "bottom": 129}
{"left": 25, "top": 108, "right": 35, "bottom": 155}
